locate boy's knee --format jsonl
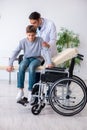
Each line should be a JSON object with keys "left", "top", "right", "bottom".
{"left": 19, "top": 64, "right": 26, "bottom": 72}
{"left": 29, "top": 65, "right": 35, "bottom": 72}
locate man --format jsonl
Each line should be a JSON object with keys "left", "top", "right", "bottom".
{"left": 28, "top": 12, "right": 58, "bottom": 104}
{"left": 29, "top": 11, "right": 58, "bottom": 58}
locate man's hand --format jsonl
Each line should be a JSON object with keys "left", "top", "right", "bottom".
{"left": 42, "top": 42, "right": 50, "bottom": 48}
{"left": 46, "top": 63, "right": 54, "bottom": 68}
{"left": 6, "top": 66, "right": 14, "bottom": 72}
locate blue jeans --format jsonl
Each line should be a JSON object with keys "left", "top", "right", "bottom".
{"left": 17, "top": 57, "right": 41, "bottom": 91}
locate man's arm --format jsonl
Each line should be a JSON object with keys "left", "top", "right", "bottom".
{"left": 41, "top": 23, "right": 57, "bottom": 48}
{"left": 41, "top": 43, "right": 54, "bottom": 68}
{"left": 48, "top": 22, "right": 57, "bottom": 46}
{"left": 42, "top": 21, "right": 57, "bottom": 57}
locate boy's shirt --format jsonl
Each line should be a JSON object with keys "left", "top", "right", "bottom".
{"left": 9, "top": 37, "right": 51, "bottom": 66}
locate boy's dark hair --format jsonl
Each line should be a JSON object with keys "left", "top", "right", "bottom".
{"left": 29, "top": 12, "right": 41, "bottom": 20}
{"left": 26, "top": 25, "right": 36, "bottom": 33}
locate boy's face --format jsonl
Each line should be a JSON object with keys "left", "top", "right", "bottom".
{"left": 27, "top": 32, "right": 36, "bottom": 42}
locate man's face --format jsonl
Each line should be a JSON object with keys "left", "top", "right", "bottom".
{"left": 27, "top": 32, "right": 36, "bottom": 42}
{"left": 29, "top": 19, "right": 40, "bottom": 29}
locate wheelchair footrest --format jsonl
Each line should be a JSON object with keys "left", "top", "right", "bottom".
{"left": 17, "top": 97, "right": 29, "bottom": 106}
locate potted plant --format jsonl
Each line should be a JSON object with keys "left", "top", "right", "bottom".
{"left": 56, "top": 27, "right": 80, "bottom": 67}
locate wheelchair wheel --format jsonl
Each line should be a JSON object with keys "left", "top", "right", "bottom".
{"left": 31, "top": 103, "right": 46, "bottom": 115}
{"left": 72, "top": 75, "right": 87, "bottom": 89}
{"left": 31, "top": 104, "right": 41, "bottom": 115}
{"left": 49, "top": 77, "right": 87, "bottom": 116}
{"left": 50, "top": 77, "right": 86, "bottom": 110}
{"left": 72, "top": 75, "right": 87, "bottom": 106}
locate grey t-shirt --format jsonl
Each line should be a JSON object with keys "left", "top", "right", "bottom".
{"left": 9, "top": 37, "right": 51, "bottom": 66}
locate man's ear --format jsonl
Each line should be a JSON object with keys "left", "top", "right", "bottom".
{"left": 38, "top": 18, "right": 42, "bottom": 25}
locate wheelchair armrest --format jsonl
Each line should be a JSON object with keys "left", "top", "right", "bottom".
{"left": 45, "top": 67, "right": 66, "bottom": 71}
{"left": 18, "top": 54, "right": 24, "bottom": 64}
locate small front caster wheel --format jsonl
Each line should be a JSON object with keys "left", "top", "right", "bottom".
{"left": 31, "top": 104, "right": 41, "bottom": 115}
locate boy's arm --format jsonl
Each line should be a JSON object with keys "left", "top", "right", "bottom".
{"left": 9, "top": 42, "right": 22, "bottom": 66}
{"left": 6, "top": 42, "right": 22, "bottom": 72}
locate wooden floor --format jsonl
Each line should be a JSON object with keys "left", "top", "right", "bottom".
{"left": 0, "top": 80, "right": 87, "bottom": 130}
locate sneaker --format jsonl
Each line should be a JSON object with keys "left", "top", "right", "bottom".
{"left": 17, "top": 97, "right": 29, "bottom": 106}
{"left": 16, "top": 90, "right": 24, "bottom": 101}
{"left": 30, "top": 96, "right": 38, "bottom": 105}
{"left": 29, "top": 95, "right": 35, "bottom": 104}
{"left": 28, "top": 91, "right": 39, "bottom": 105}
{"left": 28, "top": 91, "right": 32, "bottom": 102}
{"left": 28, "top": 92, "right": 36, "bottom": 105}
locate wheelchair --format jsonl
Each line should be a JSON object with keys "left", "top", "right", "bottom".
{"left": 30, "top": 54, "right": 87, "bottom": 116}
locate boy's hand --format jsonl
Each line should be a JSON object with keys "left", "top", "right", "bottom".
{"left": 6, "top": 66, "right": 14, "bottom": 72}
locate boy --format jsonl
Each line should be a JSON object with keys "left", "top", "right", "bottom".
{"left": 6, "top": 25, "right": 53, "bottom": 103}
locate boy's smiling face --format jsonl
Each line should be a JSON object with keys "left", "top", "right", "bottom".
{"left": 27, "top": 32, "right": 36, "bottom": 42}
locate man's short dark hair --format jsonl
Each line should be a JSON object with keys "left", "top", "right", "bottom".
{"left": 26, "top": 25, "right": 36, "bottom": 33}
{"left": 29, "top": 12, "right": 41, "bottom": 20}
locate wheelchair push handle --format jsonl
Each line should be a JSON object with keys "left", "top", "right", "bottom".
{"left": 76, "top": 54, "right": 84, "bottom": 61}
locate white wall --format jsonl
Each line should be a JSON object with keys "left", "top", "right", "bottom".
{"left": 0, "top": 0, "right": 87, "bottom": 80}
